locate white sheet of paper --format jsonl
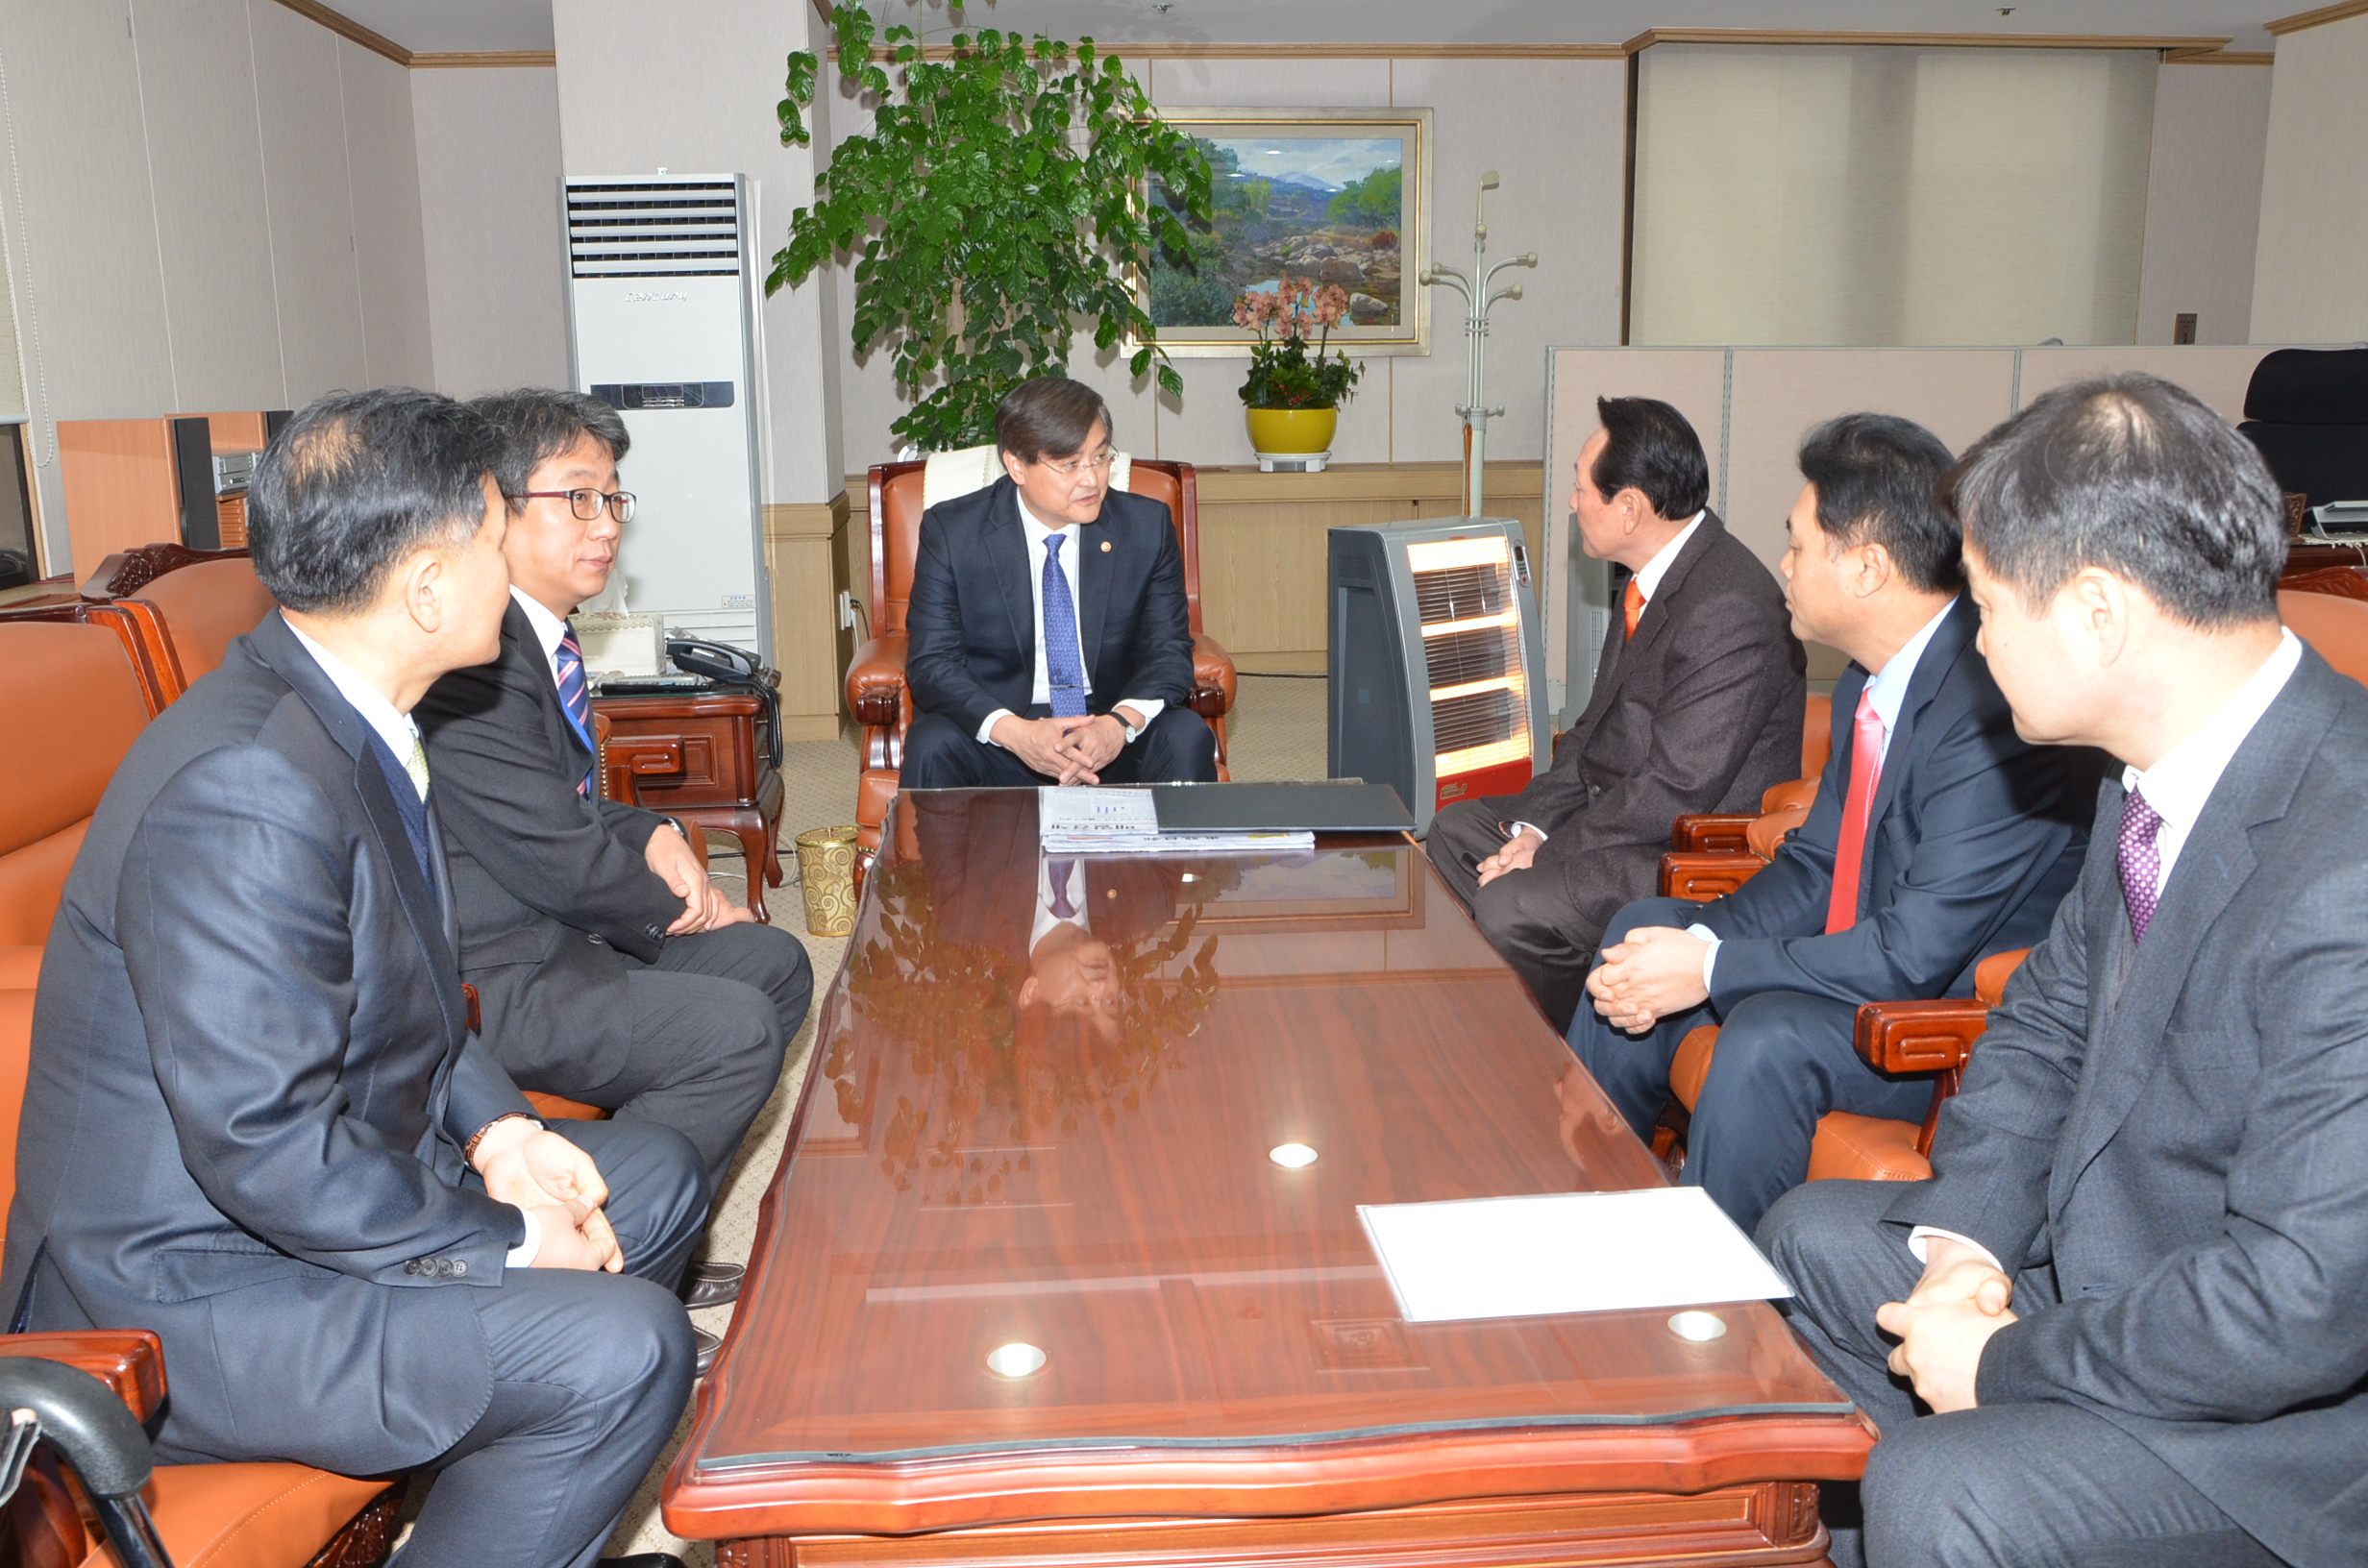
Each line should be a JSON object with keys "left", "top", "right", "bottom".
{"left": 1037, "top": 786, "right": 1159, "bottom": 839}
{"left": 1358, "top": 1188, "right": 1794, "bottom": 1323}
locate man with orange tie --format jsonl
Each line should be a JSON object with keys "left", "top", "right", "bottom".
{"left": 1426, "top": 396, "right": 1804, "bottom": 1031}
{"left": 1570, "top": 413, "right": 2098, "bottom": 1232}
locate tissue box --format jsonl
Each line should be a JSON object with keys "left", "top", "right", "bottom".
{"left": 569, "top": 612, "right": 667, "bottom": 679}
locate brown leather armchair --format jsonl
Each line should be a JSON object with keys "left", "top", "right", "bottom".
{"left": 0, "top": 625, "right": 399, "bottom": 1567}
{"left": 2277, "top": 586, "right": 2368, "bottom": 686}
{"left": 848, "top": 458, "right": 1238, "bottom": 870}
{"left": 81, "top": 543, "right": 277, "bottom": 704}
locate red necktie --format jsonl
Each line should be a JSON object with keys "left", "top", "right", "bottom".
{"left": 1622, "top": 578, "right": 1644, "bottom": 641}
{"left": 1825, "top": 691, "right": 1886, "bottom": 935}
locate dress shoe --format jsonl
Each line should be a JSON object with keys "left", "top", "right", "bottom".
{"left": 694, "top": 1326, "right": 720, "bottom": 1378}
{"left": 683, "top": 1259, "right": 743, "bottom": 1310}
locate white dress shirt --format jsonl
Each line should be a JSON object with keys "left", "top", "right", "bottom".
{"left": 1907, "top": 627, "right": 2301, "bottom": 1273}
{"left": 510, "top": 586, "right": 572, "bottom": 690}
{"left": 1030, "top": 854, "right": 1094, "bottom": 952}
{"left": 977, "top": 497, "right": 1166, "bottom": 748}
{"left": 1512, "top": 513, "right": 1706, "bottom": 845}
{"left": 1688, "top": 599, "right": 1957, "bottom": 984}
{"left": 284, "top": 621, "right": 543, "bottom": 1268}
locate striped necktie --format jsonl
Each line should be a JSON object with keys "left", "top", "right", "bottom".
{"left": 554, "top": 631, "right": 596, "bottom": 796}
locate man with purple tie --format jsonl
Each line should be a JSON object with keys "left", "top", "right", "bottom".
{"left": 416, "top": 390, "right": 810, "bottom": 1357}
{"left": 898, "top": 377, "right": 1217, "bottom": 790}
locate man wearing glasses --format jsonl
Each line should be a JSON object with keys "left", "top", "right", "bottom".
{"left": 415, "top": 389, "right": 811, "bottom": 1369}
{"left": 899, "top": 376, "right": 1219, "bottom": 788}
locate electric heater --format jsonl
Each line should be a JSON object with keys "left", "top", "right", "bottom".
{"left": 1327, "top": 518, "right": 1547, "bottom": 835}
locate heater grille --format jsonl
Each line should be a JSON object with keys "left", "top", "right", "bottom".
{"left": 1405, "top": 534, "right": 1530, "bottom": 783}
{"left": 567, "top": 181, "right": 741, "bottom": 278}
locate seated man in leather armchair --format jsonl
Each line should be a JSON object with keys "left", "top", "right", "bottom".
{"left": 898, "top": 377, "right": 1218, "bottom": 790}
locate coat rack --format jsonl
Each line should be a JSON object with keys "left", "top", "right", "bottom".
{"left": 1420, "top": 172, "right": 1537, "bottom": 519}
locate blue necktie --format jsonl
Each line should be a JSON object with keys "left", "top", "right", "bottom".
{"left": 554, "top": 631, "right": 596, "bottom": 796}
{"left": 1041, "top": 532, "right": 1089, "bottom": 719}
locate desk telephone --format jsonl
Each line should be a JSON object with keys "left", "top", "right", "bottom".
{"left": 666, "top": 637, "right": 763, "bottom": 683}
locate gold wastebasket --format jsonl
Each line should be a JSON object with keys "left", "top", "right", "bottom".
{"left": 793, "top": 825, "right": 861, "bottom": 937}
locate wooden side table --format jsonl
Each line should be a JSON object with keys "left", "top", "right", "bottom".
{"left": 592, "top": 689, "right": 784, "bottom": 921}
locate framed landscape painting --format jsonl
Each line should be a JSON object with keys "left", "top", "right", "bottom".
{"left": 1145, "top": 107, "right": 1433, "bottom": 356}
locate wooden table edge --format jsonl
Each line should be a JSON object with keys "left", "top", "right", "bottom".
{"left": 660, "top": 1410, "right": 1875, "bottom": 1541}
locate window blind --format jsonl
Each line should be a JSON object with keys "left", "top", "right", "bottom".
{"left": 1628, "top": 43, "right": 2157, "bottom": 348}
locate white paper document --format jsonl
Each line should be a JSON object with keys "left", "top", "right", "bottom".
{"left": 1038, "top": 787, "right": 1313, "bottom": 855}
{"left": 1358, "top": 1188, "right": 1794, "bottom": 1323}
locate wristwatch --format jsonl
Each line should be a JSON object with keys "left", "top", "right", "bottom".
{"left": 1113, "top": 711, "right": 1141, "bottom": 745}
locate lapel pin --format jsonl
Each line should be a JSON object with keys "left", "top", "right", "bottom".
{"left": 1100, "top": 540, "right": 1112, "bottom": 551}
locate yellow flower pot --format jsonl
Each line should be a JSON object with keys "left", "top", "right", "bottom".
{"left": 1245, "top": 406, "right": 1338, "bottom": 455}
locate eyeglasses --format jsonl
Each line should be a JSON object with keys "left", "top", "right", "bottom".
{"left": 1035, "top": 452, "right": 1115, "bottom": 479}
{"left": 509, "top": 488, "right": 636, "bottom": 524}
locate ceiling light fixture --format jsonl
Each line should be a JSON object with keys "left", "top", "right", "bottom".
{"left": 1269, "top": 1143, "right": 1319, "bottom": 1168}
{"left": 986, "top": 1342, "right": 1047, "bottom": 1378}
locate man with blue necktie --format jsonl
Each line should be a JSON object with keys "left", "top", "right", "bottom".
{"left": 898, "top": 377, "right": 1218, "bottom": 789}
{"left": 416, "top": 390, "right": 810, "bottom": 1356}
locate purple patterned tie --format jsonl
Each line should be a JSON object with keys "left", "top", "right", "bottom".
{"left": 554, "top": 630, "right": 596, "bottom": 797}
{"left": 1048, "top": 858, "right": 1078, "bottom": 920}
{"left": 2117, "top": 787, "right": 2165, "bottom": 943}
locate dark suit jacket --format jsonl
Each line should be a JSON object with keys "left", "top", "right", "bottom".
{"left": 1889, "top": 649, "right": 2368, "bottom": 1568}
{"left": 1693, "top": 595, "right": 2098, "bottom": 1009}
{"left": 414, "top": 600, "right": 683, "bottom": 1088}
{"left": 905, "top": 478, "right": 1195, "bottom": 736}
{"left": 1492, "top": 512, "right": 1805, "bottom": 941}
{"left": 1, "top": 611, "right": 535, "bottom": 1475}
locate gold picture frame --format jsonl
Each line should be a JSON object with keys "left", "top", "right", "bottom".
{"left": 1143, "top": 107, "right": 1434, "bottom": 357}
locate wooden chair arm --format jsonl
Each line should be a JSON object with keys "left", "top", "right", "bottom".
{"left": 1671, "top": 813, "right": 1760, "bottom": 853}
{"left": 1852, "top": 999, "right": 1991, "bottom": 1074}
{"left": 0, "top": 1331, "right": 166, "bottom": 1423}
{"left": 1660, "top": 851, "right": 1766, "bottom": 902}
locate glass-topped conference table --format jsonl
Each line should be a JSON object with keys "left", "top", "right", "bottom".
{"left": 664, "top": 789, "right": 1871, "bottom": 1566}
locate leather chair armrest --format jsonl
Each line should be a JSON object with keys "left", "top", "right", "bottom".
{"left": 0, "top": 1331, "right": 166, "bottom": 1422}
{"left": 848, "top": 634, "right": 909, "bottom": 728}
{"left": 1189, "top": 632, "right": 1237, "bottom": 717}
{"left": 1671, "top": 813, "right": 1759, "bottom": 853}
{"left": 1761, "top": 777, "right": 1819, "bottom": 815}
{"left": 1852, "top": 999, "right": 1990, "bottom": 1074}
{"left": 1746, "top": 805, "right": 1811, "bottom": 860}
{"left": 1660, "top": 850, "right": 1765, "bottom": 902}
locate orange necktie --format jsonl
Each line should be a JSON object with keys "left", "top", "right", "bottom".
{"left": 1825, "top": 691, "right": 1887, "bottom": 934}
{"left": 1622, "top": 578, "right": 1645, "bottom": 641}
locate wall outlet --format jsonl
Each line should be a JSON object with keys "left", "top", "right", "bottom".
{"left": 837, "top": 590, "right": 856, "bottom": 630}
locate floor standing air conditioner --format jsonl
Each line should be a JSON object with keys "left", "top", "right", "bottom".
{"left": 563, "top": 176, "right": 769, "bottom": 657}
{"left": 1328, "top": 518, "right": 1548, "bottom": 835}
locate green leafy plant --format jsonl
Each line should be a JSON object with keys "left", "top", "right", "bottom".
{"left": 1233, "top": 277, "right": 1363, "bottom": 410}
{"left": 774, "top": 4, "right": 1215, "bottom": 452}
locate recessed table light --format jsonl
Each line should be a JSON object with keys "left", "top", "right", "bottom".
{"left": 1667, "top": 1311, "right": 1727, "bottom": 1342}
{"left": 986, "top": 1342, "right": 1047, "bottom": 1378}
{"left": 1269, "top": 1142, "right": 1319, "bottom": 1169}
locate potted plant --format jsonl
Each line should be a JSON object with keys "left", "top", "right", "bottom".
{"left": 773, "top": 4, "right": 1214, "bottom": 453}
{"left": 1235, "top": 276, "right": 1362, "bottom": 457}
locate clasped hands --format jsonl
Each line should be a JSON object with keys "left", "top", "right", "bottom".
{"left": 644, "top": 816, "right": 751, "bottom": 937}
{"left": 1587, "top": 924, "right": 1714, "bottom": 1032}
{"left": 1875, "top": 1238, "right": 2017, "bottom": 1413}
{"left": 470, "top": 1116, "right": 623, "bottom": 1273}
{"left": 994, "top": 706, "right": 1141, "bottom": 786}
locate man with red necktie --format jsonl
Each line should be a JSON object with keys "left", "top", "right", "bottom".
{"left": 416, "top": 390, "right": 812, "bottom": 1367}
{"left": 1571, "top": 412, "right": 2099, "bottom": 1234}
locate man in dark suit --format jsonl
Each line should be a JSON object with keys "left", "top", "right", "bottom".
{"left": 1758, "top": 375, "right": 2367, "bottom": 1568}
{"left": 899, "top": 376, "right": 1218, "bottom": 790}
{"left": 1427, "top": 396, "right": 1805, "bottom": 1031}
{"left": 4, "top": 389, "right": 704, "bottom": 1568}
{"left": 415, "top": 391, "right": 808, "bottom": 1321}
{"left": 1575, "top": 414, "right": 2096, "bottom": 1233}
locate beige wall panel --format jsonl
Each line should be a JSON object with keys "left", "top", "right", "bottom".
{"left": 410, "top": 67, "right": 570, "bottom": 396}
{"left": 1724, "top": 349, "right": 2015, "bottom": 567}
{"left": 0, "top": 0, "right": 174, "bottom": 561}
{"left": 2251, "top": 13, "right": 2368, "bottom": 344}
{"left": 251, "top": 0, "right": 366, "bottom": 403}
{"left": 339, "top": 40, "right": 435, "bottom": 390}
{"left": 1388, "top": 59, "right": 1625, "bottom": 467}
{"left": 2016, "top": 345, "right": 2282, "bottom": 426}
{"left": 554, "top": 0, "right": 841, "bottom": 503}
{"left": 2135, "top": 64, "right": 2271, "bottom": 348}
{"left": 131, "top": 0, "right": 284, "bottom": 410}
{"left": 766, "top": 532, "right": 840, "bottom": 722}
